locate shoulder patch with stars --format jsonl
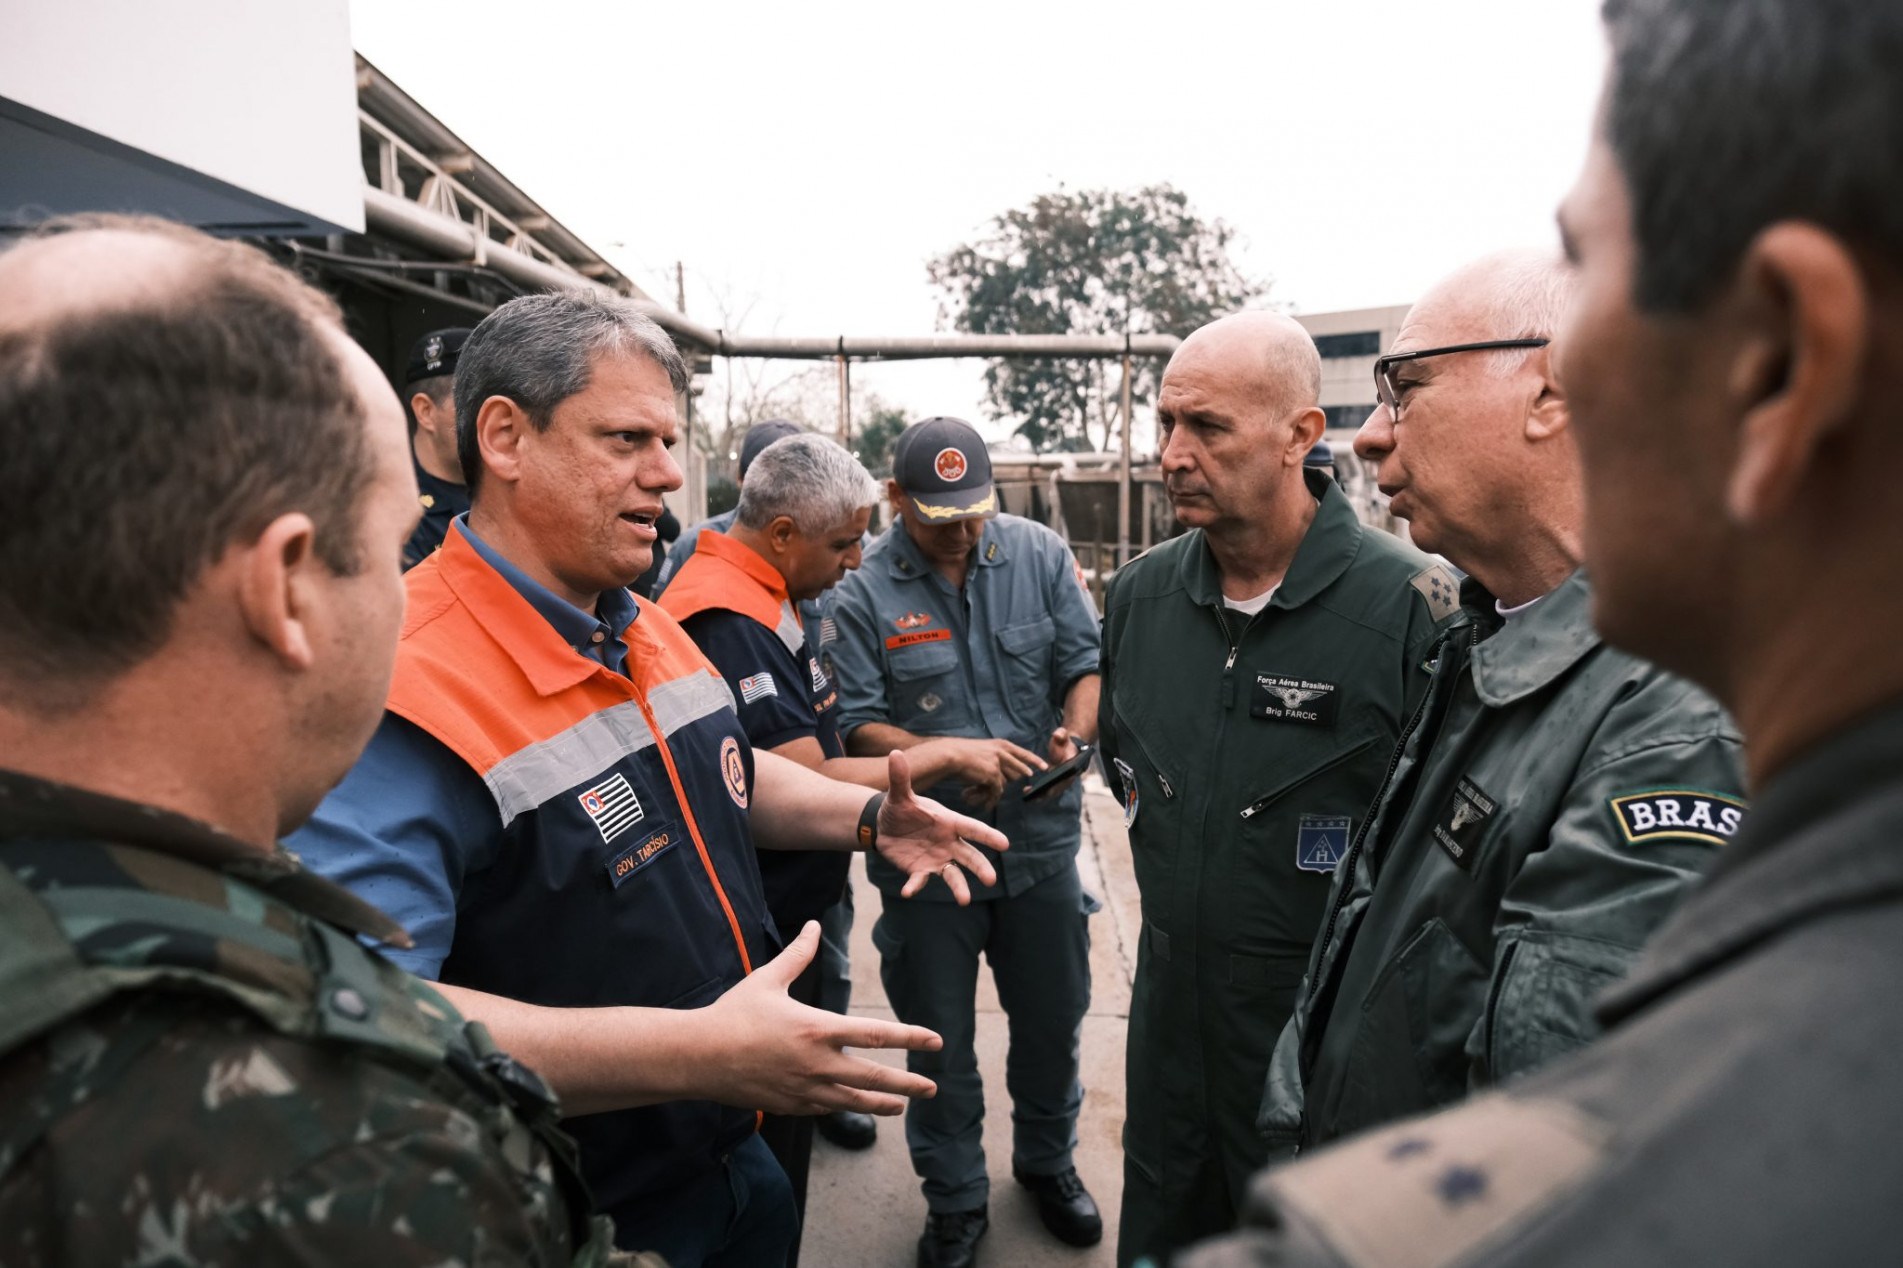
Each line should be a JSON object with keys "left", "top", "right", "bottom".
{"left": 1410, "top": 564, "right": 1461, "bottom": 621}
{"left": 1261, "top": 1095, "right": 1611, "bottom": 1268}
{"left": 1610, "top": 788, "right": 1744, "bottom": 846}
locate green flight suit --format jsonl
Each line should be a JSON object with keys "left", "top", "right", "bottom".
{"left": 1259, "top": 569, "right": 1744, "bottom": 1154}
{"left": 1099, "top": 473, "right": 1460, "bottom": 1267}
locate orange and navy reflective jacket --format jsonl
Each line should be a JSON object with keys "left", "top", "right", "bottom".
{"left": 389, "top": 524, "right": 772, "bottom": 1216}
{"left": 661, "top": 531, "right": 850, "bottom": 936}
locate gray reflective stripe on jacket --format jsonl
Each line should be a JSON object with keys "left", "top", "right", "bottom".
{"left": 1262, "top": 568, "right": 1744, "bottom": 1151}
{"left": 829, "top": 513, "right": 1100, "bottom": 898}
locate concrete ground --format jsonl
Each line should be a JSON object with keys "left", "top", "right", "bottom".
{"left": 806, "top": 775, "right": 1141, "bottom": 1267}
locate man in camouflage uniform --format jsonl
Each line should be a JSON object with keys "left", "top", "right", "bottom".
{"left": 0, "top": 217, "right": 639, "bottom": 1265}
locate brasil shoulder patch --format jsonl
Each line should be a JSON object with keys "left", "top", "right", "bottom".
{"left": 1609, "top": 787, "right": 1745, "bottom": 846}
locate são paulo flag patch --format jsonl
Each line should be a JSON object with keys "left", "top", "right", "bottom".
{"left": 1609, "top": 788, "right": 1745, "bottom": 846}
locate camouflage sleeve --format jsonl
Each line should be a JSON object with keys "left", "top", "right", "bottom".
{"left": 0, "top": 999, "right": 579, "bottom": 1268}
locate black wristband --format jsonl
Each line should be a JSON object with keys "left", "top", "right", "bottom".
{"left": 857, "top": 792, "right": 885, "bottom": 850}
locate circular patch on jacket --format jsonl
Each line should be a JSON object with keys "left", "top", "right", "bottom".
{"left": 721, "top": 735, "right": 749, "bottom": 808}
{"left": 934, "top": 447, "right": 968, "bottom": 482}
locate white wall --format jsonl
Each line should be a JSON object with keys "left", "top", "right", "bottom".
{"left": 0, "top": 0, "right": 363, "bottom": 232}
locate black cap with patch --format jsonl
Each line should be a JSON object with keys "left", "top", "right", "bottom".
{"left": 892, "top": 416, "right": 996, "bottom": 522}
{"left": 738, "top": 419, "right": 804, "bottom": 479}
{"left": 404, "top": 328, "right": 472, "bottom": 385}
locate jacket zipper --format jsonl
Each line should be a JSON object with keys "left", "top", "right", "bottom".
{"left": 1239, "top": 737, "right": 1381, "bottom": 819}
{"left": 1307, "top": 625, "right": 1470, "bottom": 992}
{"left": 1214, "top": 605, "right": 1241, "bottom": 710}
{"left": 1117, "top": 716, "right": 1178, "bottom": 799}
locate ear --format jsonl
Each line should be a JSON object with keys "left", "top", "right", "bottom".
{"left": 235, "top": 513, "right": 322, "bottom": 670}
{"left": 409, "top": 391, "right": 438, "bottom": 435}
{"left": 1288, "top": 406, "right": 1325, "bottom": 465}
{"left": 1724, "top": 223, "right": 1868, "bottom": 524}
{"left": 474, "top": 396, "right": 531, "bottom": 490}
{"left": 768, "top": 515, "right": 799, "bottom": 553}
{"left": 885, "top": 479, "right": 905, "bottom": 513}
{"left": 1523, "top": 346, "right": 1572, "bottom": 442}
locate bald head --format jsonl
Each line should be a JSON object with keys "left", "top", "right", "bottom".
{"left": 1403, "top": 247, "right": 1575, "bottom": 365}
{"left": 0, "top": 215, "right": 380, "bottom": 709}
{"left": 0, "top": 216, "right": 342, "bottom": 338}
{"left": 1169, "top": 310, "right": 1323, "bottom": 414}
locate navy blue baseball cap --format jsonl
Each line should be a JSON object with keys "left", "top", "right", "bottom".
{"left": 1305, "top": 438, "right": 1336, "bottom": 469}
{"left": 404, "top": 328, "right": 471, "bottom": 385}
{"left": 739, "top": 419, "right": 804, "bottom": 479}
{"left": 892, "top": 417, "right": 996, "bottom": 521}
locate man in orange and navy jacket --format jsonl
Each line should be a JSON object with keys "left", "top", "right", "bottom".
{"left": 289, "top": 293, "right": 1008, "bottom": 1268}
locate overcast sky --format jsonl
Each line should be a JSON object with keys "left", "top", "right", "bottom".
{"left": 351, "top": 0, "right": 1609, "bottom": 439}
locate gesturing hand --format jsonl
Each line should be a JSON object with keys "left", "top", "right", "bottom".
{"left": 876, "top": 749, "right": 1011, "bottom": 904}
{"left": 702, "top": 921, "right": 943, "bottom": 1116}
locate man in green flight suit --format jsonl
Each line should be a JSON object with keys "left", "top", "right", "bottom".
{"left": 0, "top": 218, "right": 634, "bottom": 1266}
{"left": 1256, "top": 249, "right": 1744, "bottom": 1155}
{"left": 1099, "top": 311, "right": 1462, "bottom": 1266}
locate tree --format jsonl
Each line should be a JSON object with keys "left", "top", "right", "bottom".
{"left": 854, "top": 402, "right": 908, "bottom": 479}
{"left": 927, "top": 184, "right": 1266, "bottom": 453}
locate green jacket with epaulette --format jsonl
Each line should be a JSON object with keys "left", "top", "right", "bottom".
{"left": 1098, "top": 473, "right": 1461, "bottom": 1258}
{"left": 1259, "top": 569, "right": 1744, "bottom": 1154}
{"left": 0, "top": 769, "right": 642, "bottom": 1268}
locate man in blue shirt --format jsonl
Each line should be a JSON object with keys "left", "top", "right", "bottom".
{"left": 289, "top": 295, "right": 1009, "bottom": 1267}
{"left": 830, "top": 417, "right": 1105, "bottom": 1268}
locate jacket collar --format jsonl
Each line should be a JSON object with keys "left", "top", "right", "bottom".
{"left": 1597, "top": 699, "right": 1903, "bottom": 1026}
{"left": 1467, "top": 567, "right": 1601, "bottom": 707}
{"left": 880, "top": 517, "right": 1006, "bottom": 582}
{"left": 432, "top": 520, "right": 613, "bottom": 698}
{"left": 0, "top": 768, "right": 412, "bottom": 948}
{"left": 694, "top": 528, "right": 791, "bottom": 604}
{"left": 1179, "top": 471, "right": 1361, "bottom": 609}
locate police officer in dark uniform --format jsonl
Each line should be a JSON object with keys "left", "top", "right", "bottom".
{"left": 401, "top": 327, "right": 471, "bottom": 570}
{"left": 1185, "top": 2, "right": 1903, "bottom": 1263}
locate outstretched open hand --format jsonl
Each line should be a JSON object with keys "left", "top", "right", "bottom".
{"left": 875, "top": 749, "right": 1010, "bottom": 903}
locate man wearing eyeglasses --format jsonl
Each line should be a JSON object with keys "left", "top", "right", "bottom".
{"left": 1254, "top": 248, "right": 1743, "bottom": 1161}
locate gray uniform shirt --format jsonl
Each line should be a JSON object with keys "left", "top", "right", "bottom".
{"left": 828, "top": 513, "right": 1100, "bottom": 899}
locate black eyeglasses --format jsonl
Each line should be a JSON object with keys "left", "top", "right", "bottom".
{"left": 1373, "top": 339, "right": 1550, "bottom": 417}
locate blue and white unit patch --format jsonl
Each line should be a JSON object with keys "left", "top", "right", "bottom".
{"left": 1297, "top": 814, "right": 1352, "bottom": 873}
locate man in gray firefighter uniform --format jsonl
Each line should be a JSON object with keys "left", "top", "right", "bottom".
{"left": 1257, "top": 249, "right": 1744, "bottom": 1157}
{"left": 1098, "top": 311, "right": 1461, "bottom": 1267}
{"left": 829, "top": 416, "right": 1104, "bottom": 1268}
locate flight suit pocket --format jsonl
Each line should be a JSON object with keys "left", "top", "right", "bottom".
{"left": 1229, "top": 737, "right": 1381, "bottom": 950}
{"left": 1108, "top": 710, "right": 1179, "bottom": 916}
{"left": 889, "top": 640, "right": 965, "bottom": 728}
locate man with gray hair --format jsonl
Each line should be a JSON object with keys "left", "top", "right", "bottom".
{"left": 663, "top": 433, "right": 1020, "bottom": 1259}
{"left": 1254, "top": 249, "right": 1744, "bottom": 1161}
{"left": 291, "top": 291, "right": 1011, "bottom": 1266}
